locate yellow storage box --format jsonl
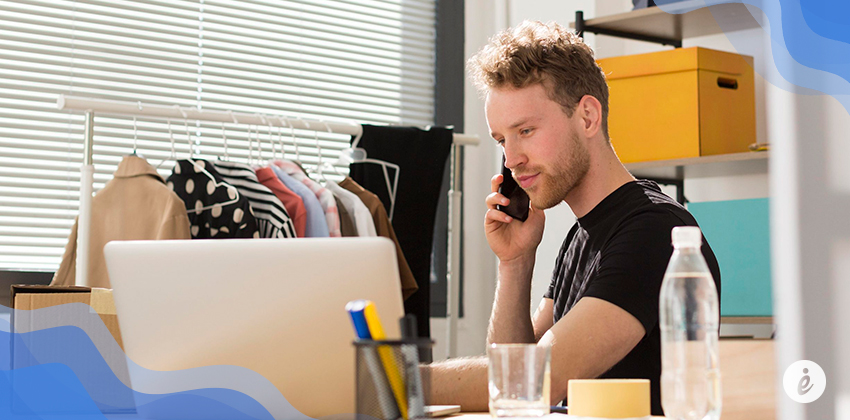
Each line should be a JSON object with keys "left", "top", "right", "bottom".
{"left": 598, "top": 47, "right": 755, "bottom": 163}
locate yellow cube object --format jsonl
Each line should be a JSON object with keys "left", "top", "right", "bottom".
{"left": 598, "top": 47, "right": 756, "bottom": 164}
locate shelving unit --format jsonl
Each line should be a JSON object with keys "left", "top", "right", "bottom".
{"left": 720, "top": 316, "right": 774, "bottom": 339}
{"left": 571, "top": 0, "right": 761, "bottom": 47}
{"left": 569, "top": 3, "right": 768, "bottom": 202}
{"left": 574, "top": 4, "right": 774, "bottom": 334}
{"left": 625, "top": 151, "right": 769, "bottom": 180}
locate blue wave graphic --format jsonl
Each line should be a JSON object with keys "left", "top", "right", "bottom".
{"left": 2, "top": 326, "right": 275, "bottom": 419}
{"left": 0, "top": 303, "right": 327, "bottom": 420}
{"left": 656, "top": 0, "right": 850, "bottom": 110}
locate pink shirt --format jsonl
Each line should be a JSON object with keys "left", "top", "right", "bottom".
{"left": 256, "top": 166, "right": 307, "bottom": 238}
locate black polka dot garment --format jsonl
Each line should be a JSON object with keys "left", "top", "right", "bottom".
{"left": 166, "top": 159, "right": 259, "bottom": 239}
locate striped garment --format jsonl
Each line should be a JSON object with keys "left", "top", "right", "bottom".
{"left": 272, "top": 160, "right": 342, "bottom": 237}
{"left": 211, "top": 160, "right": 297, "bottom": 238}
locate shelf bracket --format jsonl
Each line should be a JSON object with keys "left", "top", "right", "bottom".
{"left": 575, "top": 11, "right": 683, "bottom": 48}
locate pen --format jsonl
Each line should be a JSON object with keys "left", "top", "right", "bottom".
{"left": 346, "top": 299, "right": 373, "bottom": 340}
{"left": 363, "top": 301, "right": 409, "bottom": 420}
{"left": 346, "top": 300, "right": 400, "bottom": 420}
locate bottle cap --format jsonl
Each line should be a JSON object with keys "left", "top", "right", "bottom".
{"left": 671, "top": 226, "right": 702, "bottom": 248}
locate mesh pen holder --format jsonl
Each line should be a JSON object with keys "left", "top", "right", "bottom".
{"left": 354, "top": 339, "right": 433, "bottom": 420}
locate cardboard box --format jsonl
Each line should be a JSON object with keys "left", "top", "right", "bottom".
{"left": 11, "top": 285, "right": 123, "bottom": 348}
{"left": 10, "top": 285, "right": 134, "bottom": 413}
{"left": 598, "top": 47, "right": 756, "bottom": 163}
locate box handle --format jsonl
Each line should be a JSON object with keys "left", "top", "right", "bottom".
{"left": 717, "top": 77, "right": 738, "bottom": 90}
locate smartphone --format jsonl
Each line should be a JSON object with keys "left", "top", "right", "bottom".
{"left": 496, "top": 155, "right": 530, "bottom": 222}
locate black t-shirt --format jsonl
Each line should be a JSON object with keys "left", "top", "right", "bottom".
{"left": 543, "top": 180, "right": 721, "bottom": 416}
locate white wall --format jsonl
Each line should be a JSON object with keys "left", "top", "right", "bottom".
{"left": 429, "top": 0, "right": 503, "bottom": 361}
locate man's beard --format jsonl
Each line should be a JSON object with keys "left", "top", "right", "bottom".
{"left": 521, "top": 133, "right": 590, "bottom": 210}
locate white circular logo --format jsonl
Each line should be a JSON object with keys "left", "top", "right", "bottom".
{"left": 783, "top": 360, "right": 826, "bottom": 403}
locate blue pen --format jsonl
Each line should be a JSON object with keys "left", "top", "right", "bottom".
{"left": 345, "top": 299, "right": 372, "bottom": 339}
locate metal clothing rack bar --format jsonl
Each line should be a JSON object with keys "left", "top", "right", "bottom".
{"left": 57, "top": 95, "right": 477, "bottom": 357}
{"left": 58, "top": 95, "right": 480, "bottom": 145}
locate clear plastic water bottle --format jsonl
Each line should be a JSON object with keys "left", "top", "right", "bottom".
{"left": 659, "top": 226, "right": 721, "bottom": 420}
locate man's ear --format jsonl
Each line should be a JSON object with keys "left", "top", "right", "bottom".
{"left": 577, "top": 95, "right": 602, "bottom": 139}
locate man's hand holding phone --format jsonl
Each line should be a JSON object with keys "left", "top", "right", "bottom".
{"left": 484, "top": 159, "right": 545, "bottom": 264}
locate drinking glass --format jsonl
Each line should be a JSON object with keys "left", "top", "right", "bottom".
{"left": 487, "top": 344, "right": 551, "bottom": 417}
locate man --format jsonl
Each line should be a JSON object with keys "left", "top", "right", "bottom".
{"left": 424, "top": 21, "right": 720, "bottom": 416}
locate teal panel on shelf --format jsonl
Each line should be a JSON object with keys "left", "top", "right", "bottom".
{"left": 688, "top": 198, "right": 772, "bottom": 316}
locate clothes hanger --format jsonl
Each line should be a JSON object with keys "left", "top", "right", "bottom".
{"left": 335, "top": 125, "right": 367, "bottom": 165}
{"left": 149, "top": 119, "right": 177, "bottom": 170}
{"left": 250, "top": 122, "right": 266, "bottom": 167}
{"left": 310, "top": 121, "right": 322, "bottom": 180}
{"left": 315, "top": 121, "right": 343, "bottom": 183}
{"left": 274, "top": 118, "right": 284, "bottom": 162}
{"left": 256, "top": 113, "right": 271, "bottom": 167}
{"left": 255, "top": 122, "right": 263, "bottom": 166}
{"left": 173, "top": 106, "right": 241, "bottom": 214}
{"left": 265, "top": 117, "right": 276, "bottom": 166}
{"left": 128, "top": 102, "right": 145, "bottom": 158}
{"left": 275, "top": 117, "right": 287, "bottom": 163}
{"left": 256, "top": 118, "right": 266, "bottom": 166}
{"left": 220, "top": 110, "right": 239, "bottom": 162}
{"left": 304, "top": 119, "right": 336, "bottom": 183}
{"left": 333, "top": 125, "right": 400, "bottom": 221}
{"left": 247, "top": 124, "right": 254, "bottom": 166}
{"left": 129, "top": 116, "right": 145, "bottom": 159}
{"left": 221, "top": 122, "right": 229, "bottom": 161}
{"left": 132, "top": 117, "right": 138, "bottom": 154}
{"left": 247, "top": 124, "right": 255, "bottom": 167}
{"left": 289, "top": 116, "right": 303, "bottom": 166}
{"left": 370, "top": 157, "right": 400, "bottom": 221}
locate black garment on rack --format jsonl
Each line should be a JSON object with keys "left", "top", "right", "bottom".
{"left": 349, "top": 125, "right": 453, "bottom": 345}
{"left": 167, "top": 159, "right": 259, "bottom": 239}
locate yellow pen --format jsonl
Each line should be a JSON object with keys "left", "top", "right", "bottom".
{"left": 363, "top": 301, "right": 409, "bottom": 420}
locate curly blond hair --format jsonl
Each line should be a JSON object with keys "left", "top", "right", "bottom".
{"left": 468, "top": 20, "right": 609, "bottom": 138}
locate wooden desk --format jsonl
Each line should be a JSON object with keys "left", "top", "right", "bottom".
{"left": 719, "top": 339, "right": 776, "bottom": 420}
{"left": 449, "top": 340, "right": 776, "bottom": 420}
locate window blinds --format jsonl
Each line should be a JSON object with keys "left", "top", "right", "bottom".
{"left": 0, "top": 0, "right": 436, "bottom": 271}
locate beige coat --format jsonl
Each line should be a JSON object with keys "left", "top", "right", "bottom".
{"left": 52, "top": 156, "right": 191, "bottom": 288}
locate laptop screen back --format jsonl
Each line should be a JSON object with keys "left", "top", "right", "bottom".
{"left": 105, "top": 237, "right": 405, "bottom": 419}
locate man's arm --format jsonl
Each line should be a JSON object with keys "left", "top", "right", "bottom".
{"left": 428, "top": 297, "right": 553, "bottom": 410}
{"left": 425, "top": 295, "right": 644, "bottom": 409}
{"left": 487, "top": 258, "right": 555, "bottom": 344}
{"left": 487, "top": 258, "right": 537, "bottom": 344}
{"left": 483, "top": 171, "right": 547, "bottom": 344}
{"left": 541, "top": 296, "right": 645, "bottom": 400}
{"left": 430, "top": 269, "right": 553, "bottom": 410}
{"left": 531, "top": 298, "right": 555, "bottom": 342}
{"left": 424, "top": 356, "right": 489, "bottom": 412}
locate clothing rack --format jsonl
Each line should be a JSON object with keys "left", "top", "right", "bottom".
{"left": 57, "top": 94, "right": 476, "bottom": 358}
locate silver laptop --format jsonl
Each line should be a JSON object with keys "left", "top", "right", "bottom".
{"left": 104, "top": 237, "right": 405, "bottom": 419}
